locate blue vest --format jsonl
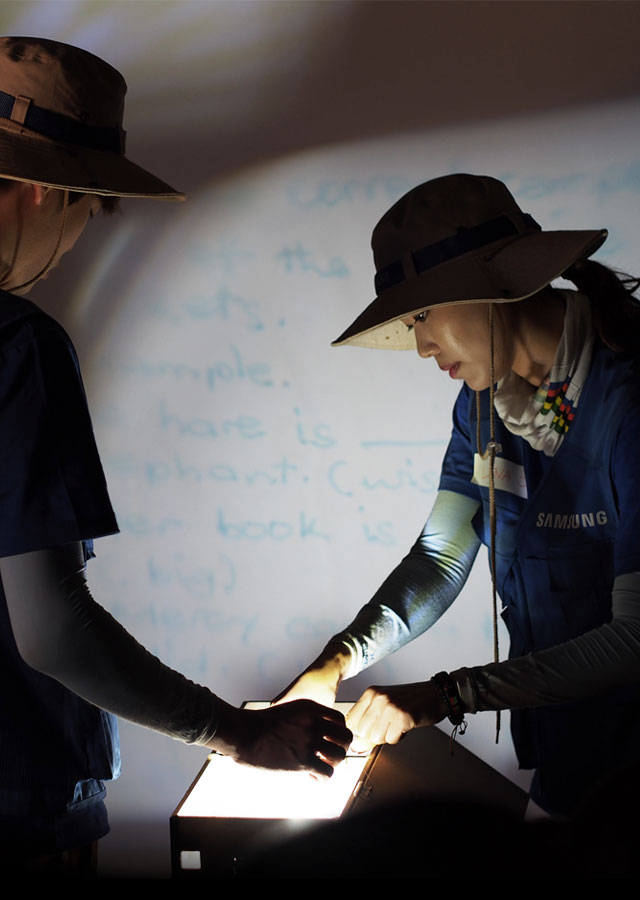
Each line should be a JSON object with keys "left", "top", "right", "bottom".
{"left": 464, "top": 342, "right": 640, "bottom": 814}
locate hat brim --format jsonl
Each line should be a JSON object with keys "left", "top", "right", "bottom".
{"left": 0, "top": 128, "right": 184, "bottom": 199}
{"left": 332, "top": 228, "right": 607, "bottom": 349}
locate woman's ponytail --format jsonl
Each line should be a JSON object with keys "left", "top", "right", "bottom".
{"left": 563, "top": 261, "right": 640, "bottom": 353}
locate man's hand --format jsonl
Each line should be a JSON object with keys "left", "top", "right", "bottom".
{"left": 347, "top": 681, "right": 449, "bottom": 749}
{"left": 210, "top": 699, "right": 352, "bottom": 779}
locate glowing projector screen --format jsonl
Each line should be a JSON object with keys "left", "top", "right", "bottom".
{"left": 176, "top": 753, "right": 369, "bottom": 820}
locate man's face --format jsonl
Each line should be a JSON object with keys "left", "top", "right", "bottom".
{"left": 7, "top": 185, "right": 101, "bottom": 294}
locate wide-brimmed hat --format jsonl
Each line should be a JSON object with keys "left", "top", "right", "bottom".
{"left": 333, "top": 174, "right": 607, "bottom": 349}
{"left": 0, "top": 36, "right": 183, "bottom": 199}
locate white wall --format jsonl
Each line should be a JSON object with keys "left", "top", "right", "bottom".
{"left": 2, "top": 0, "right": 640, "bottom": 877}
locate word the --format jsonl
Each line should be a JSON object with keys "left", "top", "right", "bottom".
{"left": 276, "top": 243, "right": 348, "bottom": 278}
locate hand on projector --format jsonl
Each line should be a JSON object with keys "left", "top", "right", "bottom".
{"left": 346, "top": 681, "right": 449, "bottom": 750}
{"left": 211, "top": 699, "right": 352, "bottom": 778}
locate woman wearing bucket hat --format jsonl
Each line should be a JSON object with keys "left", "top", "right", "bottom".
{"left": 0, "top": 37, "right": 350, "bottom": 868}
{"left": 276, "top": 173, "right": 640, "bottom": 817}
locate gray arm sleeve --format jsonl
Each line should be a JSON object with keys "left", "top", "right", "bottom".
{"left": 332, "top": 490, "right": 482, "bottom": 678}
{"left": 453, "top": 571, "right": 640, "bottom": 712}
{"left": 0, "top": 542, "right": 220, "bottom": 746}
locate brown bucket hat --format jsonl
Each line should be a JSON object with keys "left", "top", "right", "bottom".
{"left": 0, "top": 36, "right": 183, "bottom": 199}
{"left": 333, "top": 174, "right": 607, "bottom": 349}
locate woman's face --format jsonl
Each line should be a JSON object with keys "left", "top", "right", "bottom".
{"left": 402, "top": 302, "right": 510, "bottom": 391}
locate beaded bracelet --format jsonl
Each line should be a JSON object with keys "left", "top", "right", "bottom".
{"left": 432, "top": 671, "right": 467, "bottom": 749}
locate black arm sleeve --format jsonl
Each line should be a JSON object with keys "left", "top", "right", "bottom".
{"left": 331, "top": 491, "right": 481, "bottom": 677}
{"left": 0, "top": 542, "right": 220, "bottom": 746}
{"left": 453, "top": 572, "right": 640, "bottom": 711}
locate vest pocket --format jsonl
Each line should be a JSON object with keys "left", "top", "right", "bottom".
{"left": 520, "top": 540, "right": 614, "bottom": 650}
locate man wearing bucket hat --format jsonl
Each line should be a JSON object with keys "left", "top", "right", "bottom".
{"left": 0, "top": 37, "right": 350, "bottom": 869}
{"left": 277, "top": 173, "right": 640, "bottom": 817}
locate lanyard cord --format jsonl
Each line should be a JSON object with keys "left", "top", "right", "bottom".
{"left": 476, "top": 302, "right": 501, "bottom": 742}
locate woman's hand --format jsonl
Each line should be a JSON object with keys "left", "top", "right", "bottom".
{"left": 272, "top": 644, "right": 353, "bottom": 709}
{"left": 272, "top": 669, "right": 340, "bottom": 709}
{"left": 346, "top": 681, "right": 449, "bottom": 750}
{"left": 210, "top": 699, "right": 352, "bottom": 779}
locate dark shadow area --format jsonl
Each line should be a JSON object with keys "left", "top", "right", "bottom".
{"left": 241, "top": 761, "right": 640, "bottom": 880}
{"left": 98, "top": 819, "right": 172, "bottom": 878}
{"left": 123, "top": 1, "right": 640, "bottom": 192}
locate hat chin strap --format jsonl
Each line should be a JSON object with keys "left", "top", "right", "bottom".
{"left": 1, "top": 189, "right": 70, "bottom": 294}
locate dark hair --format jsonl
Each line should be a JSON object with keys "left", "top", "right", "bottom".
{"left": 563, "top": 261, "right": 640, "bottom": 354}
